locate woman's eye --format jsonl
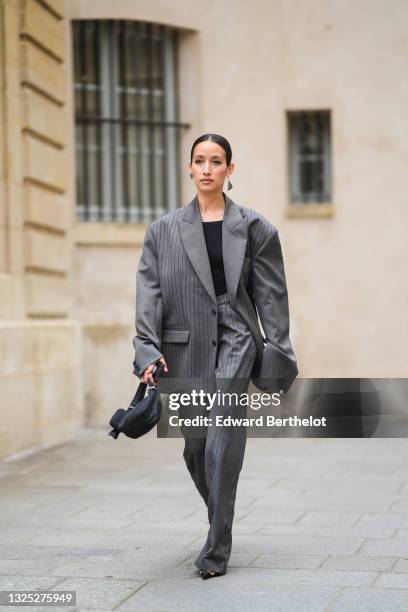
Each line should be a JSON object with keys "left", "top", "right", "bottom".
{"left": 194, "top": 159, "right": 222, "bottom": 165}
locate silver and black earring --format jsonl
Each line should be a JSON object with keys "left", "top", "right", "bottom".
{"left": 226, "top": 176, "right": 233, "bottom": 190}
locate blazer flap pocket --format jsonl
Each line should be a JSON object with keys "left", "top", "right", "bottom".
{"left": 162, "top": 329, "right": 190, "bottom": 343}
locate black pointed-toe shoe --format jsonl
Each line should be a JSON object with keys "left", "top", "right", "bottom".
{"left": 200, "top": 569, "right": 223, "bottom": 580}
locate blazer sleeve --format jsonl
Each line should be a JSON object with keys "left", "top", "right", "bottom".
{"left": 251, "top": 228, "right": 299, "bottom": 392}
{"left": 132, "top": 224, "right": 164, "bottom": 378}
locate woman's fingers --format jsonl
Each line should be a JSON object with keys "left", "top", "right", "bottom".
{"left": 158, "top": 357, "right": 168, "bottom": 373}
{"left": 141, "top": 373, "right": 155, "bottom": 384}
{"left": 140, "top": 358, "right": 168, "bottom": 384}
{"left": 140, "top": 364, "right": 153, "bottom": 384}
{"left": 141, "top": 370, "right": 155, "bottom": 384}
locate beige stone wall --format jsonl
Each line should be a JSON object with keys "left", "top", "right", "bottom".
{"left": 0, "top": 0, "right": 84, "bottom": 459}
{"left": 0, "top": 320, "right": 83, "bottom": 457}
{"left": 73, "top": 226, "right": 147, "bottom": 426}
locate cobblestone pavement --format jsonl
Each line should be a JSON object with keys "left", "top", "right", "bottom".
{"left": 1, "top": 429, "right": 408, "bottom": 611}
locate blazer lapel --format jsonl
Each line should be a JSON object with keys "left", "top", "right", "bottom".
{"left": 222, "top": 192, "right": 248, "bottom": 306}
{"left": 178, "top": 191, "right": 248, "bottom": 306}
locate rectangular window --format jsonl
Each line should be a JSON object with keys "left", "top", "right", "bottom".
{"left": 287, "top": 110, "right": 332, "bottom": 205}
{"left": 72, "top": 20, "right": 187, "bottom": 222}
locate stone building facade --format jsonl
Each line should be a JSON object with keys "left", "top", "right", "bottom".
{"left": 1, "top": 0, "right": 407, "bottom": 459}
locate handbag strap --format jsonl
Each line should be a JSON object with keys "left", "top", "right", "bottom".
{"left": 130, "top": 361, "right": 164, "bottom": 407}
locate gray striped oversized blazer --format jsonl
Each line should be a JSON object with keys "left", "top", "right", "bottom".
{"left": 132, "top": 192, "right": 298, "bottom": 395}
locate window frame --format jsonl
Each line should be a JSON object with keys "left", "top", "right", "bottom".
{"left": 73, "top": 19, "right": 189, "bottom": 224}
{"left": 286, "top": 109, "right": 333, "bottom": 218}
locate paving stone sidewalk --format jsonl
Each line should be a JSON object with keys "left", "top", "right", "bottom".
{"left": 1, "top": 429, "right": 408, "bottom": 611}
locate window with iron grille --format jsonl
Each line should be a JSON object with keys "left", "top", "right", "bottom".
{"left": 72, "top": 20, "right": 187, "bottom": 223}
{"left": 287, "top": 110, "right": 332, "bottom": 205}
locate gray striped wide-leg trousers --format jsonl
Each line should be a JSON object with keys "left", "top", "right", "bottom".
{"left": 180, "top": 291, "right": 257, "bottom": 575}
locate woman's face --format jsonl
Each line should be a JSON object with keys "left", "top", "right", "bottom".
{"left": 189, "top": 141, "right": 234, "bottom": 194}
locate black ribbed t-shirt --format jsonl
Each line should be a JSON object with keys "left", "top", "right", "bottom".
{"left": 202, "top": 220, "right": 227, "bottom": 296}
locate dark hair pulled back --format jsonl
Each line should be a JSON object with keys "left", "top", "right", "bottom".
{"left": 190, "top": 133, "right": 232, "bottom": 166}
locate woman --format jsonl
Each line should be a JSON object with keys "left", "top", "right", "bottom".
{"left": 133, "top": 133, "right": 298, "bottom": 579}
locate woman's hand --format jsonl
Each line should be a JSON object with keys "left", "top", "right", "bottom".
{"left": 140, "top": 357, "right": 168, "bottom": 385}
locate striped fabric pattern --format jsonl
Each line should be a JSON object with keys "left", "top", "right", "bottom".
{"left": 132, "top": 191, "right": 298, "bottom": 395}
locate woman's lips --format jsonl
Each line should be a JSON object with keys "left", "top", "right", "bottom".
{"left": 201, "top": 179, "right": 213, "bottom": 182}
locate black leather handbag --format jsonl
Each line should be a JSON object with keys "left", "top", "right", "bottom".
{"left": 108, "top": 362, "right": 164, "bottom": 440}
